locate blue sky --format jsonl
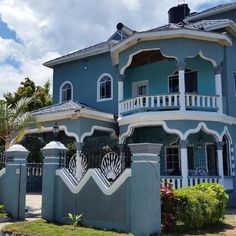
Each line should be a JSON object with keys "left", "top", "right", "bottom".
{"left": 0, "top": 0, "right": 234, "bottom": 97}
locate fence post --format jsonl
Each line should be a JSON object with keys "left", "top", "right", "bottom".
{"left": 4, "top": 144, "right": 29, "bottom": 220}
{"left": 41, "top": 141, "right": 67, "bottom": 221}
{"left": 129, "top": 143, "right": 162, "bottom": 236}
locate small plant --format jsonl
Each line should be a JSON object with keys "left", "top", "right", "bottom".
{"left": 67, "top": 213, "right": 83, "bottom": 229}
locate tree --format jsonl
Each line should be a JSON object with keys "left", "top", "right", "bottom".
{"left": 4, "top": 78, "right": 52, "bottom": 111}
{"left": 0, "top": 98, "right": 39, "bottom": 150}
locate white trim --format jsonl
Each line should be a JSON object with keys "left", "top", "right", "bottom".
{"left": 80, "top": 125, "right": 118, "bottom": 143}
{"left": 118, "top": 110, "right": 236, "bottom": 127}
{"left": 133, "top": 160, "right": 159, "bottom": 163}
{"left": 56, "top": 168, "right": 131, "bottom": 195}
{"left": 7, "top": 164, "right": 26, "bottom": 166}
{"left": 44, "top": 46, "right": 110, "bottom": 68}
{"left": 59, "top": 81, "right": 73, "bottom": 103}
{"left": 112, "top": 29, "right": 232, "bottom": 66}
{"left": 183, "top": 122, "right": 221, "bottom": 140}
{"left": 97, "top": 73, "right": 113, "bottom": 102}
{"left": 44, "top": 163, "right": 60, "bottom": 165}
{"left": 0, "top": 168, "right": 5, "bottom": 177}
{"left": 133, "top": 153, "right": 158, "bottom": 157}
{"left": 119, "top": 120, "right": 183, "bottom": 144}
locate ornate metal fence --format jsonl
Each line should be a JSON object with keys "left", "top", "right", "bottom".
{"left": 59, "top": 145, "right": 131, "bottom": 184}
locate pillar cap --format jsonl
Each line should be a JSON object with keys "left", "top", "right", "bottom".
{"left": 6, "top": 144, "right": 28, "bottom": 152}
{"left": 42, "top": 141, "right": 67, "bottom": 150}
{"left": 129, "top": 143, "right": 162, "bottom": 155}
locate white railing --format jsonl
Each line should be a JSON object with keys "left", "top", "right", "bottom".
{"left": 188, "top": 176, "right": 219, "bottom": 187}
{"left": 161, "top": 176, "right": 182, "bottom": 189}
{"left": 185, "top": 94, "right": 218, "bottom": 110}
{"left": 119, "top": 94, "right": 180, "bottom": 114}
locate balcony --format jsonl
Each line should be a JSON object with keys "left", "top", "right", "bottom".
{"left": 119, "top": 93, "right": 219, "bottom": 116}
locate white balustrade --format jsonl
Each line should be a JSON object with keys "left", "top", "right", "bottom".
{"left": 119, "top": 94, "right": 180, "bottom": 114}
{"left": 187, "top": 176, "right": 220, "bottom": 187}
{"left": 161, "top": 176, "right": 182, "bottom": 189}
{"left": 185, "top": 94, "right": 218, "bottom": 110}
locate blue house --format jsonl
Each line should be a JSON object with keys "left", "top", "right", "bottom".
{"left": 32, "top": 3, "right": 236, "bottom": 204}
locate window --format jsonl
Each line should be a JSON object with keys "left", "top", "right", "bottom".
{"left": 165, "top": 145, "right": 180, "bottom": 175}
{"left": 97, "top": 74, "right": 113, "bottom": 102}
{"left": 206, "top": 144, "right": 218, "bottom": 176}
{"left": 168, "top": 69, "right": 198, "bottom": 93}
{"left": 60, "top": 82, "right": 72, "bottom": 103}
{"left": 132, "top": 80, "right": 149, "bottom": 97}
{"left": 187, "top": 145, "right": 194, "bottom": 170}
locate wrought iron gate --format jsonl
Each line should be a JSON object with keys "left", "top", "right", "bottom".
{"left": 26, "top": 163, "right": 42, "bottom": 193}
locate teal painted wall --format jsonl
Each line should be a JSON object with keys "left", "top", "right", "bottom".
{"left": 53, "top": 52, "right": 118, "bottom": 115}
{"left": 124, "top": 55, "right": 215, "bottom": 99}
{"left": 54, "top": 176, "right": 131, "bottom": 232}
{"left": 0, "top": 172, "right": 5, "bottom": 204}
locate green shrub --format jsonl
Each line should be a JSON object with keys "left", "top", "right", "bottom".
{"left": 175, "top": 183, "right": 228, "bottom": 229}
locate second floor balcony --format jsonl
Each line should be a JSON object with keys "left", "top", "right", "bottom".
{"left": 119, "top": 93, "right": 219, "bottom": 115}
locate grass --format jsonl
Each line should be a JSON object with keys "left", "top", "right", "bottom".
{"left": 0, "top": 204, "right": 8, "bottom": 218}
{"left": 2, "top": 219, "right": 131, "bottom": 236}
{"left": 2, "top": 212, "right": 236, "bottom": 236}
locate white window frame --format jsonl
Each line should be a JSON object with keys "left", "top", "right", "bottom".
{"left": 165, "top": 145, "right": 180, "bottom": 174}
{"left": 132, "top": 80, "right": 149, "bottom": 97}
{"left": 59, "top": 81, "right": 73, "bottom": 103}
{"left": 97, "top": 73, "right": 113, "bottom": 102}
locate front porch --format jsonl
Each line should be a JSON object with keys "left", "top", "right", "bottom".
{"left": 123, "top": 126, "right": 234, "bottom": 191}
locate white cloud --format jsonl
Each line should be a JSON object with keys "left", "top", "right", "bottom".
{"left": 0, "top": 0, "right": 233, "bottom": 97}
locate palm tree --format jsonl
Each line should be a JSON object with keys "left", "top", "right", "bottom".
{"left": 0, "top": 97, "right": 40, "bottom": 150}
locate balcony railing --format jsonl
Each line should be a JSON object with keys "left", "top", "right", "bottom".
{"left": 119, "top": 93, "right": 219, "bottom": 115}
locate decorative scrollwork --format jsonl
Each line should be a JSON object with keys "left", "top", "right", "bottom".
{"left": 69, "top": 152, "right": 87, "bottom": 182}
{"left": 101, "top": 152, "right": 121, "bottom": 181}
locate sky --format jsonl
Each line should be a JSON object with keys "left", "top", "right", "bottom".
{"left": 0, "top": 0, "right": 234, "bottom": 97}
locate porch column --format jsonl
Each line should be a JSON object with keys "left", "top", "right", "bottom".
{"left": 178, "top": 61, "right": 186, "bottom": 111}
{"left": 180, "top": 140, "right": 188, "bottom": 187}
{"left": 118, "top": 74, "right": 124, "bottom": 117}
{"left": 76, "top": 142, "right": 84, "bottom": 153}
{"left": 217, "top": 142, "right": 224, "bottom": 185}
{"left": 214, "top": 66, "right": 223, "bottom": 113}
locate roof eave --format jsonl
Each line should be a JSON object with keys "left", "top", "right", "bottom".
{"left": 43, "top": 46, "right": 110, "bottom": 68}
{"left": 185, "top": 4, "right": 236, "bottom": 22}
{"left": 111, "top": 29, "right": 232, "bottom": 65}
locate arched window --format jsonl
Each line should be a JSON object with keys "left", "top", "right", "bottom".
{"left": 60, "top": 82, "right": 73, "bottom": 103}
{"left": 97, "top": 74, "right": 113, "bottom": 102}
{"left": 223, "top": 135, "right": 231, "bottom": 176}
{"left": 168, "top": 69, "right": 198, "bottom": 93}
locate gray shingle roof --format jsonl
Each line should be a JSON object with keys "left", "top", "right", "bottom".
{"left": 142, "top": 19, "right": 233, "bottom": 33}
{"left": 32, "top": 100, "right": 96, "bottom": 116}
{"left": 186, "top": 2, "right": 236, "bottom": 21}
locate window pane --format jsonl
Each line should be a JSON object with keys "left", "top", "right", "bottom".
{"left": 185, "top": 71, "right": 198, "bottom": 93}
{"left": 99, "top": 76, "right": 112, "bottom": 99}
{"left": 169, "top": 75, "right": 179, "bottom": 93}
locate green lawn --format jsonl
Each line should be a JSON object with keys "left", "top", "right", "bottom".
{"left": 2, "top": 219, "right": 131, "bottom": 236}
{"left": 0, "top": 204, "right": 8, "bottom": 218}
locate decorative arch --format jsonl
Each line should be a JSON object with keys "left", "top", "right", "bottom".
{"left": 119, "top": 120, "right": 184, "bottom": 144}
{"left": 59, "top": 81, "right": 73, "bottom": 103}
{"left": 120, "top": 48, "right": 177, "bottom": 75}
{"left": 80, "top": 125, "right": 118, "bottom": 143}
{"left": 183, "top": 122, "right": 221, "bottom": 141}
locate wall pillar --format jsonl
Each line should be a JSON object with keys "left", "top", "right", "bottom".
{"left": 129, "top": 143, "right": 162, "bottom": 236}
{"left": 178, "top": 61, "right": 186, "bottom": 111}
{"left": 214, "top": 66, "right": 223, "bottom": 113}
{"left": 41, "top": 141, "right": 67, "bottom": 221}
{"left": 180, "top": 140, "right": 188, "bottom": 187}
{"left": 118, "top": 75, "right": 124, "bottom": 117}
{"left": 4, "top": 144, "right": 29, "bottom": 220}
{"left": 217, "top": 142, "right": 224, "bottom": 185}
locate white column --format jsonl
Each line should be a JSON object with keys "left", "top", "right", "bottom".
{"left": 217, "top": 142, "right": 224, "bottom": 185}
{"left": 214, "top": 66, "right": 223, "bottom": 113}
{"left": 118, "top": 75, "right": 124, "bottom": 117}
{"left": 178, "top": 61, "right": 186, "bottom": 111}
{"left": 180, "top": 140, "right": 188, "bottom": 187}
